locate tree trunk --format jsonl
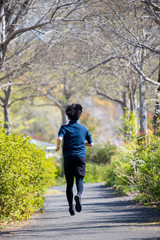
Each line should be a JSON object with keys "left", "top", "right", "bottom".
{"left": 129, "top": 85, "right": 137, "bottom": 113}
{"left": 4, "top": 105, "right": 10, "bottom": 135}
{"left": 60, "top": 107, "right": 68, "bottom": 177}
{"left": 139, "top": 75, "right": 147, "bottom": 134}
{"left": 153, "top": 57, "right": 160, "bottom": 131}
{"left": 0, "top": 1, "right": 6, "bottom": 69}
{"left": 61, "top": 107, "right": 68, "bottom": 125}
{"left": 121, "top": 92, "right": 127, "bottom": 115}
{"left": 139, "top": 49, "right": 147, "bottom": 135}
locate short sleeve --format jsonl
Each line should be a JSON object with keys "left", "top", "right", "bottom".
{"left": 58, "top": 126, "right": 66, "bottom": 138}
{"left": 85, "top": 129, "right": 93, "bottom": 144}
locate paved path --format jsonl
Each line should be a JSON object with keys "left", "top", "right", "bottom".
{"left": 0, "top": 183, "right": 160, "bottom": 240}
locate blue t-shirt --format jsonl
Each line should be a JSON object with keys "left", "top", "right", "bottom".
{"left": 58, "top": 120, "right": 93, "bottom": 158}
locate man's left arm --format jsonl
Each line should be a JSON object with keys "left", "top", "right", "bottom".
{"left": 85, "top": 129, "right": 93, "bottom": 146}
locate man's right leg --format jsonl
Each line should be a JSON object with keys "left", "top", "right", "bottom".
{"left": 64, "top": 157, "right": 75, "bottom": 215}
{"left": 65, "top": 174, "right": 75, "bottom": 215}
{"left": 65, "top": 174, "right": 74, "bottom": 207}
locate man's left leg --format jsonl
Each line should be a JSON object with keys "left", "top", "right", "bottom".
{"left": 75, "top": 176, "right": 84, "bottom": 212}
{"left": 76, "top": 176, "right": 84, "bottom": 196}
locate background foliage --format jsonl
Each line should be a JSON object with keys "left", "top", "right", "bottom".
{"left": 84, "top": 163, "right": 108, "bottom": 183}
{"left": 86, "top": 142, "right": 116, "bottom": 164}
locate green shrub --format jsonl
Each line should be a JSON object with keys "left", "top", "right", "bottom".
{"left": 105, "top": 162, "right": 117, "bottom": 187}
{"left": 136, "top": 135, "right": 160, "bottom": 204}
{"left": 106, "top": 142, "right": 139, "bottom": 194}
{"left": 86, "top": 142, "right": 116, "bottom": 164}
{"left": 119, "top": 110, "right": 137, "bottom": 142}
{"left": 106, "top": 133, "right": 160, "bottom": 205}
{"left": 0, "top": 126, "right": 57, "bottom": 222}
{"left": 43, "top": 157, "right": 57, "bottom": 188}
{"left": 84, "top": 162, "right": 108, "bottom": 183}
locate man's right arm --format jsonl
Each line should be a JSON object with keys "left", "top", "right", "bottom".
{"left": 55, "top": 136, "right": 63, "bottom": 151}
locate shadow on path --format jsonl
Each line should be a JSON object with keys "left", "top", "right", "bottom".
{"left": 0, "top": 183, "right": 160, "bottom": 240}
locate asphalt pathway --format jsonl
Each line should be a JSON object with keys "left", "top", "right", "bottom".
{"left": 0, "top": 183, "right": 160, "bottom": 240}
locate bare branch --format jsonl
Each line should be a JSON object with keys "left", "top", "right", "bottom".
{"left": 96, "top": 88, "right": 125, "bottom": 106}
{"left": 50, "top": 0, "right": 82, "bottom": 22}
{"left": 130, "top": 62, "right": 160, "bottom": 86}
{"left": 84, "top": 56, "right": 125, "bottom": 73}
{"left": 3, "top": 21, "right": 49, "bottom": 48}
{"left": 0, "top": 70, "right": 16, "bottom": 81}
{"left": 141, "top": 0, "right": 160, "bottom": 11}
{"left": 141, "top": 0, "right": 160, "bottom": 25}
{"left": 9, "top": 93, "right": 45, "bottom": 107}
{"left": 85, "top": 55, "right": 160, "bottom": 86}
{"left": 0, "top": 82, "right": 28, "bottom": 89}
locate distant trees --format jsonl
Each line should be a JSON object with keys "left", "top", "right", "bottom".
{"left": 0, "top": 0, "right": 86, "bottom": 133}
{"left": 0, "top": 0, "right": 85, "bottom": 69}
{"left": 0, "top": 0, "right": 159, "bottom": 139}
{"left": 28, "top": 37, "right": 90, "bottom": 125}
{"left": 82, "top": 0, "right": 160, "bottom": 135}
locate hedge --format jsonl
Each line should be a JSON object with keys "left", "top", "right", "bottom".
{"left": 0, "top": 126, "right": 57, "bottom": 222}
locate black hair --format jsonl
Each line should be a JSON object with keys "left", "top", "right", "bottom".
{"left": 65, "top": 104, "right": 83, "bottom": 120}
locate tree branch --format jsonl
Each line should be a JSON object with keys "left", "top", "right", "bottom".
{"left": 141, "top": 0, "right": 160, "bottom": 25}
{"left": 84, "top": 56, "right": 125, "bottom": 73}
{"left": 141, "top": 0, "right": 160, "bottom": 12}
{"left": 3, "top": 21, "right": 49, "bottom": 48}
{"left": 85, "top": 55, "right": 160, "bottom": 86}
{"left": 9, "top": 93, "right": 45, "bottom": 107}
{"left": 0, "top": 82, "right": 28, "bottom": 89}
{"left": 130, "top": 62, "right": 160, "bottom": 86}
{"left": 96, "top": 89, "right": 125, "bottom": 106}
{"left": 50, "top": 0, "right": 81, "bottom": 22}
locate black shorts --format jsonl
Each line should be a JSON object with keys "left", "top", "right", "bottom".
{"left": 64, "top": 156, "right": 86, "bottom": 178}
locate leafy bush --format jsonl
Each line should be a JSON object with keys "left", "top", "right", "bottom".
{"left": 105, "top": 133, "right": 160, "bottom": 206}
{"left": 105, "top": 142, "right": 139, "bottom": 193}
{"left": 86, "top": 142, "right": 116, "bottom": 164}
{"left": 0, "top": 126, "right": 57, "bottom": 221}
{"left": 136, "top": 135, "right": 160, "bottom": 204}
{"left": 119, "top": 110, "right": 137, "bottom": 142}
{"left": 84, "top": 163, "right": 108, "bottom": 183}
